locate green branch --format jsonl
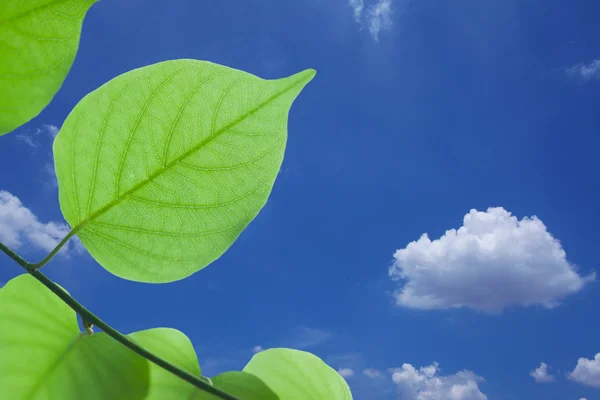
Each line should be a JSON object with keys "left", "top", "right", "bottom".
{"left": 0, "top": 241, "right": 240, "bottom": 400}
{"left": 30, "top": 229, "right": 77, "bottom": 270}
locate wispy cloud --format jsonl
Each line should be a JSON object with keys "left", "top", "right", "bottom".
{"left": 349, "top": 0, "right": 364, "bottom": 22}
{"left": 367, "top": 0, "right": 393, "bottom": 41}
{"left": 16, "top": 124, "right": 59, "bottom": 148}
{"left": 348, "top": 0, "right": 395, "bottom": 41}
{"left": 16, "top": 124, "right": 60, "bottom": 189}
{"left": 288, "top": 326, "right": 332, "bottom": 349}
{"left": 0, "top": 190, "right": 81, "bottom": 256}
{"left": 338, "top": 368, "right": 355, "bottom": 378}
{"left": 363, "top": 368, "right": 385, "bottom": 379}
{"left": 566, "top": 59, "right": 600, "bottom": 81}
{"left": 252, "top": 345, "right": 265, "bottom": 353}
{"left": 530, "top": 362, "right": 555, "bottom": 383}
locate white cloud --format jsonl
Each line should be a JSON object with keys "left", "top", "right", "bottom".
{"left": 15, "top": 124, "right": 59, "bottom": 148}
{"left": 348, "top": 0, "right": 395, "bottom": 41}
{"left": 288, "top": 326, "right": 332, "bottom": 349}
{"left": 567, "top": 60, "right": 600, "bottom": 81}
{"left": 363, "top": 368, "right": 385, "bottom": 379}
{"left": 348, "top": 0, "right": 364, "bottom": 22}
{"left": 367, "top": 0, "right": 393, "bottom": 41}
{"left": 389, "top": 207, "right": 594, "bottom": 312}
{"left": 252, "top": 345, "right": 264, "bottom": 353}
{"left": 529, "top": 362, "right": 555, "bottom": 383}
{"left": 391, "top": 362, "right": 487, "bottom": 400}
{"left": 0, "top": 191, "right": 79, "bottom": 256}
{"left": 338, "top": 368, "right": 354, "bottom": 378}
{"left": 569, "top": 353, "right": 600, "bottom": 388}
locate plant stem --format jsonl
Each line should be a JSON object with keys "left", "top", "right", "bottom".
{"left": 31, "top": 229, "right": 76, "bottom": 270}
{"left": 0, "top": 241, "right": 241, "bottom": 400}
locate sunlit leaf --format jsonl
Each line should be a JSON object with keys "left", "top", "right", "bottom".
{"left": 54, "top": 59, "right": 316, "bottom": 283}
{"left": 129, "top": 330, "right": 276, "bottom": 400}
{"left": 193, "top": 371, "right": 278, "bottom": 400}
{"left": 0, "top": 0, "right": 96, "bottom": 135}
{"left": 128, "top": 327, "right": 202, "bottom": 399}
{"left": 243, "top": 348, "right": 353, "bottom": 400}
{"left": 0, "top": 274, "right": 149, "bottom": 399}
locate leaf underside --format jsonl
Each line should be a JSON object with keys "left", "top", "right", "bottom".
{"left": 0, "top": 0, "right": 96, "bottom": 135}
{"left": 0, "top": 274, "right": 149, "bottom": 400}
{"left": 128, "top": 328, "right": 202, "bottom": 399}
{"left": 54, "top": 59, "right": 315, "bottom": 283}
{"left": 243, "top": 348, "right": 353, "bottom": 400}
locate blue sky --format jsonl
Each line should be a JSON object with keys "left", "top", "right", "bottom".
{"left": 1, "top": 0, "right": 600, "bottom": 399}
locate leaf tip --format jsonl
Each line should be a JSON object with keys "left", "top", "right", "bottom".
{"left": 303, "top": 68, "right": 317, "bottom": 83}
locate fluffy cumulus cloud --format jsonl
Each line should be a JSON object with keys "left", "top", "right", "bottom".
{"left": 389, "top": 207, "right": 594, "bottom": 312}
{"left": 0, "top": 191, "right": 80, "bottom": 256}
{"left": 529, "top": 362, "right": 555, "bottom": 383}
{"left": 338, "top": 368, "right": 354, "bottom": 378}
{"left": 391, "top": 362, "right": 487, "bottom": 400}
{"left": 567, "top": 59, "right": 600, "bottom": 81}
{"left": 347, "top": 0, "right": 394, "bottom": 41}
{"left": 569, "top": 353, "right": 600, "bottom": 388}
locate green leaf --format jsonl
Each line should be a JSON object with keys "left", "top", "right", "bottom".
{"left": 54, "top": 59, "right": 316, "bottom": 283}
{"left": 0, "top": 0, "right": 96, "bottom": 135}
{"left": 129, "top": 330, "right": 276, "bottom": 400}
{"left": 0, "top": 274, "right": 150, "bottom": 400}
{"left": 128, "top": 327, "right": 202, "bottom": 399}
{"left": 243, "top": 348, "right": 353, "bottom": 400}
{"left": 193, "top": 371, "right": 278, "bottom": 400}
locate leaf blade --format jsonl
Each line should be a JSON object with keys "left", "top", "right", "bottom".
{"left": 0, "top": 274, "right": 150, "bottom": 400}
{"left": 193, "top": 371, "right": 279, "bottom": 400}
{"left": 128, "top": 327, "right": 202, "bottom": 400}
{"left": 0, "top": 0, "right": 96, "bottom": 135}
{"left": 54, "top": 59, "right": 315, "bottom": 282}
{"left": 242, "top": 348, "right": 353, "bottom": 400}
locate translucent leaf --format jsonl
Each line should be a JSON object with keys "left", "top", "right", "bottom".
{"left": 0, "top": 274, "right": 149, "bottom": 399}
{"left": 128, "top": 328, "right": 202, "bottom": 399}
{"left": 0, "top": 0, "right": 96, "bottom": 135}
{"left": 130, "top": 329, "right": 276, "bottom": 399}
{"left": 242, "top": 348, "right": 353, "bottom": 400}
{"left": 54, "top": 59, "right": 316, "bottom": 283}
{"left": 193, "top": 371, "right": 278, "bottom": 400}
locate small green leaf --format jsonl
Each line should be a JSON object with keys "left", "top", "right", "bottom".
{"left": 128, "top": 328, "right": 202, "bottom": 399}
{"left": 243, "top": 348, "right": 353, "bottom": 400}
{"left": 54, "top": 59, "right": 316, "bottom": 283}
{"left": 0, "top": 0, "right": 97, "bottom": 135}
{"left": 0, "top": 274, "right": 149, "bottom": 399}
{"left": 128, "top": 330, "right": 274, "bottom": 400}
{"left": 193, "top": 371, "right": 278, "bottom": 400}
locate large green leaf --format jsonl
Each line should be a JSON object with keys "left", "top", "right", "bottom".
{"left": 0, "top": 0, "right": 96, "bottom": 135}
{"left": 128, "top": 328, "right": 202, "bottom": 399}
{"left": 193, "top": 371, "right": 278, "bottom": 400}
{"left": 54, "top": 59, "right": 316, "bottom": 283}
{"left": 243, "top": 348, "right": 353, "bottom": 400}
{"left": 0, "top": 274, "right": 149, "bottom": 399}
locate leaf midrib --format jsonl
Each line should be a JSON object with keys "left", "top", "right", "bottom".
{"left": 70, "top": 71, "right": 311, "bottom": 236}
{"left": 25, "top": 332, "right": 85, "bottom": 400}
